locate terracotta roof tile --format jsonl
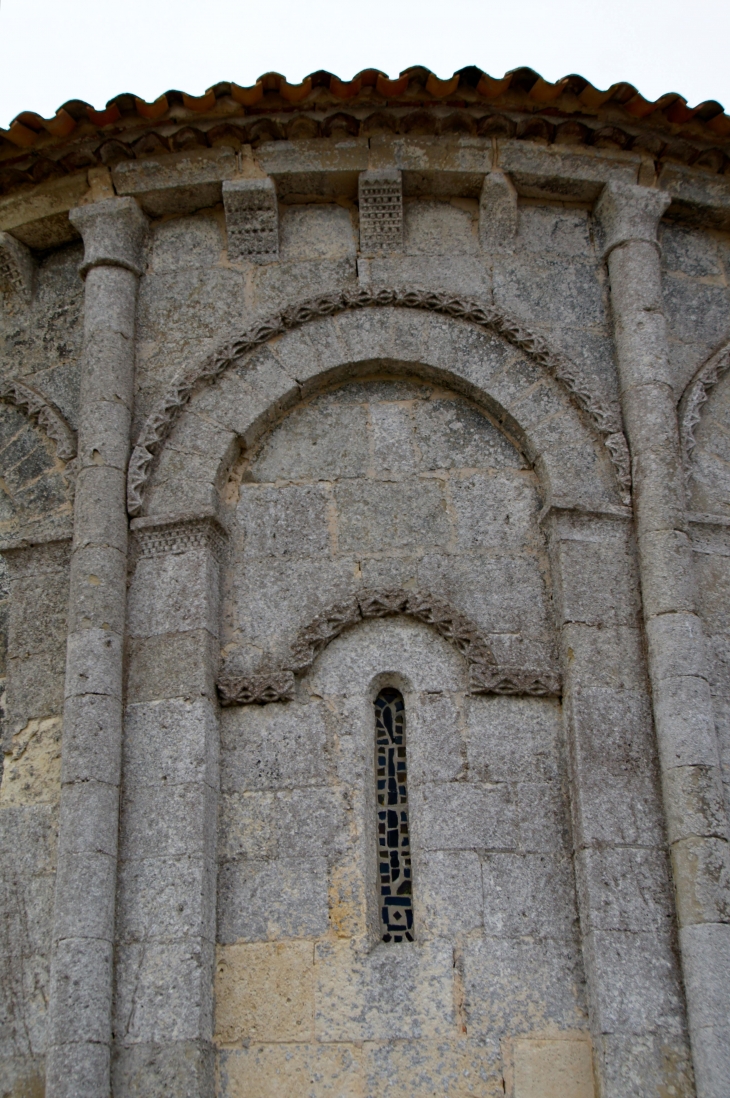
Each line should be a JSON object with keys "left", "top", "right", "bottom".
{"left": 1, "top": 65, "right": 728, "bottom": 190}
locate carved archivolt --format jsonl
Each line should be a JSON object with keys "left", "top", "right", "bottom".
{"left": 0, "top": 377, "right": 77, "bottom": 462}
{"left": 679, "top": 339, "right": 730, "bottom": 471}
{"left": 217, "top": 586, "right": 562, "bottom": 705}
{"left": 127, "top": 287, "right": 631, "bottom": 516}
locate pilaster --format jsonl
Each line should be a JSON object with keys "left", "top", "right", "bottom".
{"left": 112, "top": 513, "right": 224, "bottom": 1098}
{"left": 544, "top": 505, "right": 693, "bottom": 1096}
{"left": 596, "top": 180, "right": 730, "bottom": 1098}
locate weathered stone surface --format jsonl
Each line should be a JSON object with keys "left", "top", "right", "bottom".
{"left": 113, "top": 939, "right": 215, "bottom": 1044}
{"left": 479, "top": 172, "right": 517, "bottom": 250}
{"left": 217, "top": 856, "right": 329, "bottom": 943}
{"left": 219, "top": 1043, "right": 364, "bottom": 1098}
{"left": 220, "top": 701, "right": 330, "bottom": 791}
{"left": 314, "top": 938, "right": 456, "bottom": 1042}
{"left": 512, "top": 1038, "right": 595, "bottom": 1098}
{"left": 215, "top": 940, "right": 315, "bottom": 1044}
{"left": 463, "top": 935, "right": 588, "bottom": 1037}
{"left": 3, "top": 117, "right": 728, "bottom": 1098}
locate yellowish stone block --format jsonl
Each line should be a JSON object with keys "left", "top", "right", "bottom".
{"left": 0, "top": 716, "right": 62, "bottom": 808}
{"left": 513, "top": 1038, "right": 594, "bottom": 1098}
{"left": 220, "top": 1043, "right": 364, "bottom": 1098}
{"left": 215, "top": 941, "right": 315, "bottom": 1045}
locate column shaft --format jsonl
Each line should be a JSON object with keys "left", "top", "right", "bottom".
{"left": 597, "top": 181, "right": 730, "bottom": 1098}
{"left": 46, "top": 197, "right": 147, "bottom": 1098}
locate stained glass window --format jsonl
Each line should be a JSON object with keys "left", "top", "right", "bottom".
{"left": 375, "top": 687, "right": 413, "bottom": 942}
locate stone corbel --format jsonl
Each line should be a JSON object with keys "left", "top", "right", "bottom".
{"left": 0, "top": 231, "right": 35, "bottom": 299}
{"left": 358, "top": 169, "right": 403, "bottom": 255}
{"left": 223, "top": 176, "right": 279, "bottom": 263}
{"left": 479, "top": 171, "right": 518, "bottom": 250}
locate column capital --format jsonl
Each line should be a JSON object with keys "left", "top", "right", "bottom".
{"left": 595, "top": 181, "right": 671, "bottom": 258}
{"left": 69, "top": 196, "right": 148, "bottom": 278}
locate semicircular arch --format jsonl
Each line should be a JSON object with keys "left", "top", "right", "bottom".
{"left": 0, "top": 378, "right": 76, "bottom": 545}
{"left": 0, "top": 377, "right": 76, "bottom": 462}
{"left": 679, "top": 336, "right": 730, "bottom": 471}
{"left": 217, "top": 586, "right": 562, "bottom": 706}
{"left": 129, "top": 288, "right": 630, "bottom": 517}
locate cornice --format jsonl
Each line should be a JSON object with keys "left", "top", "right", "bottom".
{"left": 1, "top": 65, "right": 729, "bottom": 203}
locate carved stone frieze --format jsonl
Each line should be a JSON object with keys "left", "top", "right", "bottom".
{"left": 132, "top": 514, "right": 227, "bottom": 562}
{"left": 217, "top": 587, "right": 562, "bottom": 705}
{"left": 127, "top": 287, "right": 632, "bottom": 517}
{"left": 679, "top": 338, "right": 730, "bottom": 472}
{"left": 0, "top": 376, "right": 76, "bottom": 461}
{"left": 469, "top": 663, "right": 562, "bottom": 697}
{"left": 217, "top": 668, "right": 295, "bottom": 705}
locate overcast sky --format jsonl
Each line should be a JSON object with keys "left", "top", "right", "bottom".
{"left": 1, "top": 0, "right": 728, "bottom": 128}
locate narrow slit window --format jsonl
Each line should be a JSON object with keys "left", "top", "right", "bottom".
{"left": 375, "top": 687, "right": 413, "bottom": 942}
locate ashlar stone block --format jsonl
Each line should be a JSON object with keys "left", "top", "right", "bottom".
{"left": 416, "top": 849, "right": 483, "bottom": 938}
{"left": 465, "top": 695, "right": 561, "bottom": 784}
{"left": 411, "top": 781, "right": 517, "bottom": 852}
{"left": 217, "top": 856, "right": 329, "bottom": 943}
{"left": 219, "top": 1042, "right": 364, "bottom": 1098}
{"left": 482, "top": 852, "right": 578, "bottom": 941}
{"left": 214, "top": 940, "right": 315, "bottom": 1045}
{"left": 220, "top": 700, "right": 330, "bottom": 791}
{"left": 314, "top": 938, "right": 455, "bottom": 1042}
{"left": 462, "top": 936, "right": 588, "bottom": 1038}
{"left": 114, "top": 939, "right": 215, "bottom": 1045}
{"left": 363, "top": 1038, "right": 503, "bottom": 1098}
{"left": 512, "top": 1038, "right": 595, "bottom": 1098}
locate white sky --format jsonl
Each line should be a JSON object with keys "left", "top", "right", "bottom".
{"left": 0, "top": 0, "right": 728, "bottom": 128}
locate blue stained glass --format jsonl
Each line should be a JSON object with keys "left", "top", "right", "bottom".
{"left": 374, "top": 687, "right": 414, "bottom": 942}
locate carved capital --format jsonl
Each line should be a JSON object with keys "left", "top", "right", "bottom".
{"left": 595, "top": 181, "right": 671, "bottom": 258}
{"left": 69, "top": 196, "right": 148, "bottom": 278}
{"left": 131, "top": 512, "right": 227, "bottom": 563}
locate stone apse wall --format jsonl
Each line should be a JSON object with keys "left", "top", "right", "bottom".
{"left": 1, "top": 96, "right": 730, "bottom": 1098}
